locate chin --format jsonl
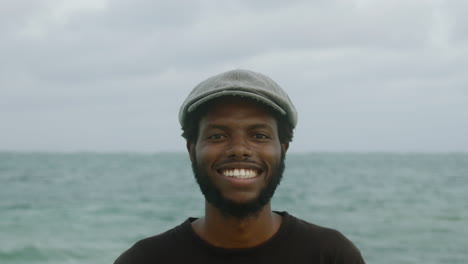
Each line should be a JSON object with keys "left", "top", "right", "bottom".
{"left": 191, "top": 153, "right": 285, "bottom": 219}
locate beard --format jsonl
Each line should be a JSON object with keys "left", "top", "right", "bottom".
{"left": 191, "top": 151, "right": 285, "bottom": 219}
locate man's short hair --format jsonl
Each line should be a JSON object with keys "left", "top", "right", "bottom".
{"left": 181, "top": 97, "right": 294, "bottom": 144}
{"left": 179, "top": 69, "right": 297, "bottom": 144}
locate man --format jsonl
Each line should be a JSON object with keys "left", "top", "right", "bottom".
{"left": 115, "top": 69, "right": 365, "bottom": 263}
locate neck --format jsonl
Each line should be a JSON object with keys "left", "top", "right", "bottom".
{"left": 191, "top": 201, "right": 282, "bottom": 248}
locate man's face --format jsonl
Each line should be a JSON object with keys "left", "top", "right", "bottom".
{"left": 188, "top": 97, "right": 288, "bottom": 219}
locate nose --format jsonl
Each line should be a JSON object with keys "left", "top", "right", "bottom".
{"left": 226, "top": 136, "right": 253, "bottom": 160}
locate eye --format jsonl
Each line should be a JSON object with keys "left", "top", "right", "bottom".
{"left": 207, "top": 134, "right": 225, "bottom": 140}
{"left": 253, "top": 133, "right": 270, "bottom": 140}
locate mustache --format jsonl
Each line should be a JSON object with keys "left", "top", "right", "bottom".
{"left": 215, "top": 159, "right": 262, "bottom": 169}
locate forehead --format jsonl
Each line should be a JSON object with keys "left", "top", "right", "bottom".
{"left": 198, "top": 96, "right": 278, "bottom": 127}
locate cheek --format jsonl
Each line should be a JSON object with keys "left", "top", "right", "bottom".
{"left": 195, "top": 143, "right": 219, "bottom": 167}
{"left": 257, "top": 143, "right": 282, "bottom": 162}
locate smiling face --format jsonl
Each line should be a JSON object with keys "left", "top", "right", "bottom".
{"left": 188, "top": 97, "right": 288, "bottom": 218}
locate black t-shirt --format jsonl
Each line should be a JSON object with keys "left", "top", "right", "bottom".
{"left": 115, "top": 212, "right": 365, "bottom": 263}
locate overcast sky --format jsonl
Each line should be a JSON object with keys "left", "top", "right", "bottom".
{"left": 1, "top": 0, "right": 467, "bottom": 153}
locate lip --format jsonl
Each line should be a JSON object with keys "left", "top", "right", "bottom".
{"left": 215, "top": 162, "right": 265, "bottom": 185}
{"left": 215, "top": 162, "right": 263, "bottom": 172}
{"left": 216, "top": 163, "right": 264, "bottom": 176}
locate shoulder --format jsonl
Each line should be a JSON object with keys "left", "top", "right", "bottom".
{"left": 292, "top": 216, "right": 350, "bottom": 245}
{"left": 286, "top": 213, "right": 365, "bottom": 263}
{"left": 287, "top": 213, "right": 344, "bottom": 240}
{"left": 114, "top": 220, "right": 190, "bottom": 264}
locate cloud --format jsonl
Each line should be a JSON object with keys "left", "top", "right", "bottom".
{"left": 1, "top": 0, "right": 467, "bottom": 152}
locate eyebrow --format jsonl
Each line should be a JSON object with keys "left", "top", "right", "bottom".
{"left": 204, "top": 124, "right": 229, "bottom": 131}
{"left": 247, "top": 124, "right": 274, "bottom": 130}
{"left": 204, "top": 123, "right": 274, "bottom": 131}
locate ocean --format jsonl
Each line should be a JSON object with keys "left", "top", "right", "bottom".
{"left": 0, "top": 152, "right": 467, "bottom": 263}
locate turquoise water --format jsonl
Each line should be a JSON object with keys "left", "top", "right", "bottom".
{"left": 1, "top": 152, "right": 467, "bottom": 263}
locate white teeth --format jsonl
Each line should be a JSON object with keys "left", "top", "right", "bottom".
{"left": 240, "top": 170, "right": 246, "bottom": 177}
{"left": 222, "top": 169, "right": 258, "bottom": 178}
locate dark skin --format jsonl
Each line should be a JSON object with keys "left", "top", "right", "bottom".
{"left": 187, "top": 97, "right": 289, "bottom": 249}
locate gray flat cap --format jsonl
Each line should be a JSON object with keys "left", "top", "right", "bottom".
{"left": 179, "top": 69, "right": 297, "bottom": 128}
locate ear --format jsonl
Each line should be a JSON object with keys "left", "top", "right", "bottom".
{"left": 187, "top": 141, "right": 196, "bottom": 163}
{"left": 281, "top": 143, "right": 289, "bottom": 153}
